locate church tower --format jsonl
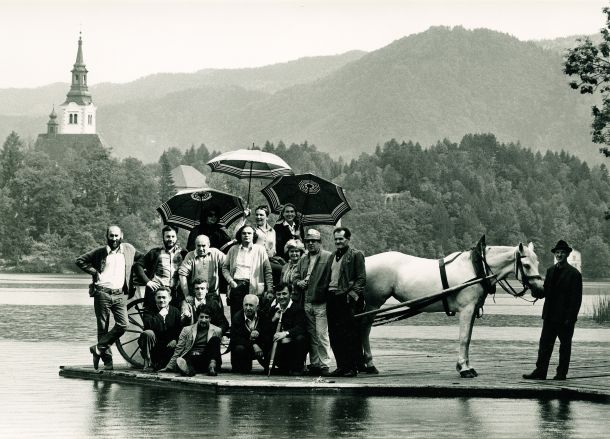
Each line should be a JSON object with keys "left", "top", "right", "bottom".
{"left": 35, "top": 34, "right": 105, "bottom": 159}
{"left": 57, "top": 34, "right": 97, "bottom": 134}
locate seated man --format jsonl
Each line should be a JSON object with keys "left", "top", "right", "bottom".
{"left": 268, "top": 285, "right": 308, "bottom": 375}
{"left": 229, "top": 294, "right": 272, "bottom": 373}
{"left": 138, "top": 288, "right": 183, "bottom": 372}
{"left": 165, "top": 304, "right": 223, "bottom": 377}
{"left": 182, "top": 278, "right": 229, "bottom": 335}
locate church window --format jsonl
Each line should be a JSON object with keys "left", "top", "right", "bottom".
{"left": 88, "top": 115, "right": 92, "bottom": 125}
{"left": 74, "top": 114, "right": 78, "bottom": 124}
{"left": 69, "top": 114, "right": 73, "bottom": 124}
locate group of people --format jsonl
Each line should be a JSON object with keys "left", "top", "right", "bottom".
{"left": 76, "top": 208, "right": 584, "bottom": 381}
{"left": 76, "top": 202, "right": 371, "bottom": 378}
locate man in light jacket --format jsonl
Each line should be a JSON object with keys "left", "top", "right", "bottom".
{"left": 222, "top": 224, "right": 274, "bottom": 318}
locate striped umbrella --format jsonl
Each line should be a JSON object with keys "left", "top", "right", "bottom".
{"left": 157, "top": 188, "right": 245, "bottom": 230}
{"left": 261, "top": 173, "right": 351, "bottom": 226}
{"left": 207, "top": 149, "right": 293, "bottom": 205}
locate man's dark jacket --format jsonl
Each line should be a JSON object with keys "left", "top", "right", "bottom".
{"left": 75, "top": 243, "right": 141, "bottom": 295}
{"left": 324, "top": 246, "right": 366, "bottom": 297}
{"left": 142, "top": 305, "right": 183, "bottom": 366}
{"left": 268, "top": 302, "right": 307, "bottom": 339}
{"left": 229, "top": 309, "right": 273, "bottom": 353}
{"left": 539, "top": 262, "right": 583, "bottom": 323}
{"left": 133, "top": 246, "right": 188, "bottom": 286}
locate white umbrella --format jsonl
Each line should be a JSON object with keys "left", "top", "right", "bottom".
{"left": 207, "top": 149, "right": 293, "bottom": 205}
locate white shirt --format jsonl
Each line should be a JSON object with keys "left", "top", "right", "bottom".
{"left": 158, "top": 306, "right": 169, "bottom": 322}
{"left": 234, "top": 245, "right": 254, "bottom": 280}
{"left": 97, "top": 245, "right": 126, "bottom": 290}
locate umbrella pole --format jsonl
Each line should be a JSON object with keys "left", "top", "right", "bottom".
{"left": 247, "top": 161, "right": 253, "bottom": 207}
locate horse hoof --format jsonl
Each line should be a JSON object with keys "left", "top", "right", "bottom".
{"left": 469, "top": 368, "right": 478, "bottom": 377}
{"left": 459, "top": 370, "right": 475, "bottom": 378}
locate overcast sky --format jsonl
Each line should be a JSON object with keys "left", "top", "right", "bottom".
{"left": 1, "top": 0, "right": 609, "bottom": 88}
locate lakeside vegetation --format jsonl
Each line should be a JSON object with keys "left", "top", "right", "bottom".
{"left": 2, "top": 131, "right": 610, "bottom": 278}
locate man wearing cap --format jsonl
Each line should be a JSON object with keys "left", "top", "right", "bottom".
{"left": 293, "top": 228, "right": 332, "bottom": 376}
{"left": 523, "top": 239, "right": 583, "bottom": 381}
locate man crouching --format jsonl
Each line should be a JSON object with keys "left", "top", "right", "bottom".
{"left": 165, "top": 304, "right": 223, "bottom": 376}
{"left": 230, "top": 294, "right": 272, "bottom": 373}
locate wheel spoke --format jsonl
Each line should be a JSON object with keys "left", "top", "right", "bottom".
{"left": 121, "top": 336, "right": 140, "bottom": 346}
{"left": 129, "top": 346, "right": 141, "bottom": 360}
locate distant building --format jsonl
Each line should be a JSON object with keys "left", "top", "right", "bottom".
{"left": 171, "top": 165, "right": 207, "bottom": 192}
{"left": 34, "top": 34, "right": 104, "bottom": 158}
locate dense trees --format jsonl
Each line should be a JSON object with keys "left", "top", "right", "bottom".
{"left": 1, "top": 132, "right": 609, "bottom": 277}
{"left": 564, "top": 6, "right": 610, "bottom": 155}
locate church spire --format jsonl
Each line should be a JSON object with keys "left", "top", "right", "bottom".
{"left": 64, "top": 33, "right": 92, "bottom": 105}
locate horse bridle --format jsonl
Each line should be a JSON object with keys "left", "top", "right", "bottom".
{"left": 483, "top": 248, "right": 542, "bottom": 300}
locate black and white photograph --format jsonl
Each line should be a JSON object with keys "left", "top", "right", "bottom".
{"left": 0, "top": 0, "right": 609, "bottom": 437}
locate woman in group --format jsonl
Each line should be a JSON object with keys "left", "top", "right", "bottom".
{"left": 280, "top": 239, "right": 306, "bottom": 305}
{"left": 186, "top": 208, "right": 232, "bottom": 252}
{"left": 273, "top": 203, "right": 304, "bottom": 261}
{"left": 254, "top": 205, "right": 284, "bottom": 287}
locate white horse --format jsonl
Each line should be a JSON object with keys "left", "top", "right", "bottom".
{"left": 360, "top": 242, "right": 544, "bottom": 378}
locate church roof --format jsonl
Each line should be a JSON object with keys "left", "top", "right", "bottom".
{"left": 171, "top": 165, "right": 207, "bottom": 192}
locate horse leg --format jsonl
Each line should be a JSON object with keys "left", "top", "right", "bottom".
{"left": 456, "top": 303, "right": 477, "bottom": 378}
{"left": 359, "top": 312, "right": 379, "bottom": 373}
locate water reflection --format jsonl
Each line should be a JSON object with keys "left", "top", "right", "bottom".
{"left": 538, "top": 399, "right": 574, "bottom": 439}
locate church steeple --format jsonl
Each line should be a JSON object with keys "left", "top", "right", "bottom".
{"left": 46, "top": 106, "right": 59, "bottom": 135}
{"left": 64, "top": 34, "right": 92, "bottom": 105}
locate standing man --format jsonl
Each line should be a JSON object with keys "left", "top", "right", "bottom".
{"left": 134, "top": 225, "right": 188, "bottom": 311}
{"left": 75, "top": 225, "right": 140, "bottom": 370}
{"left": 293, "top": 229, "right": 332, "bottom": 376}
{"left": 179, "top": 234, "right": 226, "bottom": 306}
{"left": 523, "top": 240, "right": 583, "bottom": 381}
{"left": 325, "top": 227, "right": 366, "bottom": 377}
{"left": 222, "top": 224, "right": 274, "bottom": 318}
{"left": 229, "top": 294, "right": 273, "bottom": 373}
{"left": 165, "top": 304, "right": 223, "bottom": 377}
{"left": 138, "top": 288, "right": 183, "bottom": 372}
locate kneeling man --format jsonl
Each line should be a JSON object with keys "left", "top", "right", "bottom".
{"left": 166, "top": 304, "right": 223, "bottom": 376}
{"left": 268, "top": 286, "right": 308, "bottom": 375}
{"left": 138, "top": 288, "right": 183, "bottom": 371}
{"left": 230, "top": 294, "right": 272, "bottom": 373}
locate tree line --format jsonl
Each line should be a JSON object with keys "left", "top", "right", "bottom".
{"left": 1, "top": 131, "right": 609, "bottom": 277}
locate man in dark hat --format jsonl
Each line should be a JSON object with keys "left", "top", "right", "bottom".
{"left": 523, "top": 239, "right": 582, "bottom": 381}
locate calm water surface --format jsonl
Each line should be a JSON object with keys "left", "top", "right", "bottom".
{"left": 0, "top": 274, "right": 609, "bottom": 438}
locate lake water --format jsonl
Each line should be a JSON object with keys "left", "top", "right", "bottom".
{"left": 1, "top": 273, "right": 609, "bottom": 438}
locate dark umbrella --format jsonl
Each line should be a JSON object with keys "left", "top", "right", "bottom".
{"left": 207, "top": 149, "right": 293, "bottom": 206}
{"left": 261, "top": 173, "right": 351, "bottom": 226}
{"left": 156, "top": 188, "right": 245, "bottom": 230}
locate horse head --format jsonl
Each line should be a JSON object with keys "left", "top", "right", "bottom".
{"left": 514, "top": 242, "right": 544, "bottom": 297}
{"left": 485, "top": 242, "right": 544, "bottom": 298}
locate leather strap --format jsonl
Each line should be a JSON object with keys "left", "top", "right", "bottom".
{"left": 438, "top": 258, "right": 456, "bottom": 316}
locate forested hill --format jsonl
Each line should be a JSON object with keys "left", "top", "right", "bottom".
{"left": 0, "top": 27, "right": 600, "bottom": 163}
{"left": 2, "top": 131, "right": 610, "bottom": 277}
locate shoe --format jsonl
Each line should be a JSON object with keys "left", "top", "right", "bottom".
{"left": 289, "top": 369, "right": 304, "bottom": 376}
{"left": 361, "top": 365, "right": 379, "bottom": 374}
{"left": 329, "top": 368, "right": 345, "bottom": 377}
{"left": 552, "top": 374, "right": 567, "bottom": 381}
{"left": 342, "top": 369, "right": 357, "bottom": 377}
{"left": 522, "top": 370, "right": 546, "bottom": 380}
{"left": 103, "top": 361, "right": 114, "bottom": 371}
{"left": 142, "top": 365, "right": 155, "bottom": 373}
{"left": 176, "top": 357, "right": 192, "bottom": 376}
{"left": 89, "top": 345, "right": 101, "bottom": 370}
{"left": 319, "top": 367, "right": 331, "bottom": 377}
{"left": 307, "top": 364, "right": 321, "bottom": 374}
{"left": 207, "top": 360, "right": 218, "bottom": 377}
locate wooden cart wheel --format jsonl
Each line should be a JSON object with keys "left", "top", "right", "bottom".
{"left": 116, "top": 297, "right": 146, "bottom": 368}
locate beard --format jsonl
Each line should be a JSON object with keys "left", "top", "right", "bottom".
{"left": 163, "top": 239, "right": 176, "bottom": 250}
{"left": 107, "top": 237, "right": 122, "bottom": 249}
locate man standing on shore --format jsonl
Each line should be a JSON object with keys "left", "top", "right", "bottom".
{"left": 325, "top": 227, "right": 366, "bottom": 377}
{"left": 523, "top": 239, "right": 583, "bottom": 381}
{"left": 293, "top": 229, "right": 332, "bottom": 376}
{"left": 134, "top": 225, "right": 188, "bottom": 311}
{"left": 75, "top": 225, "right": 140, "bottom": 370}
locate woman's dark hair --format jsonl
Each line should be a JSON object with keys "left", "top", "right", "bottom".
{"left": 235, "top": 223, "right": 258, "bottom": 244}
{"left": 278, "top": 203, "right": 299, "bottom": 222}
{"left": 254, "top": 205, "right": 270, "bottom": 217}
